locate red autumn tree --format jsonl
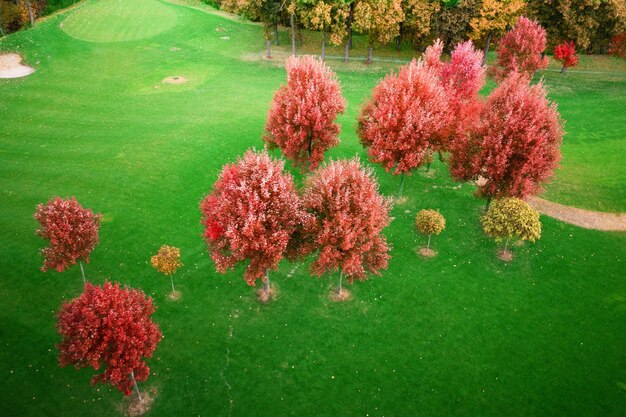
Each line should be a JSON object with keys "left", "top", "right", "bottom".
{"left": 440, "top": 40, "right": 486, "bottom": 162}
{"left": 608, "top": 33, "right": 626, "bottom": 59}
{"left": 34, "top": 197, "right": 101, "bottom": 287}
{"left": 554, "top": 41, "right": 579, "bottom": 74}
{"left": 475, "top": 72, "right": 564, "bottom": 204}
{"left": 57, "top": 282, "right": 162, "bottom": 400}
{"left": 200, "top": 150, "right": 305, "bottom": 296}
{"left": 299, "top": 158, "right": 391, "bottom": 297}
{"left": 357, "top": 59, "right": 450, "bottom": 198}
{"left": 264, "top": 56, "right": 346, "bottom": 172}
{"left": 496, "top": 16, "right": 549, "bottom": 79}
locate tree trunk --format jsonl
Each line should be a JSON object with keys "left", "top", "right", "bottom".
{"left": 343, "top": 41, "right": 350, "bottom": 63}
{"left": 264, "top": 270, "right": 270, "bottom": 293}
{"left": 560, "top": 65, "right": 566, "bottom": 74}
{"left": 265, "top": 39, "right": 272, "bottom": 59}
{"left": 290, "top": 13, "right": 296, "bottom": 56}
{"left": 130, "top": 371, "right": 142, "bottom": 401}
{"left": 307, "top": 136, "right": 313, "bottom": 171}
{"left": 396, "top": 22, "right": 404, "bottom": 52}
{"left": 347, "top": 2, "right": 354, "bottom": 49}
{"left": 397, "top": 173, "right": 406, "bottom": 199}
{"left": 170, "top": 274, "right": 175, "bottom": 293}
{"left": 426, "top": 162, "right": 431, "bottom": 172}
{"left": 481, "top": 31, "right": 493, "bottom": 66}
{"left": 503, "top": 237, "right": 510, "bottom": 253}
{"left": 25, "top": 0, "right": 35, "bottom": 27}
{"left": 337, "top": 271, "right": 343, "bottom": 293}
{"left": 321, "top": 29, "right": 326, "bottom": 61}
{"left": 273, "top": 22, "right": 279, "bottom": 45}
{"left": 427, "top": 234, "right": 432, "bottom": 251}
{"left": 366, "top": 45, "right": 373, "bottom": 65}
{"left": 79, "top": 261, "right": 86, "bottom": 287}
{"left": 485, "top": 196, "right": 492, "bottom": 211}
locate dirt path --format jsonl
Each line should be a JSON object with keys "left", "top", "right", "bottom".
{"left": 527, "top": 196, "right": 626, "bottom": 232}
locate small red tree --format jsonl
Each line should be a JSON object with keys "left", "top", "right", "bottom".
{"left": 554, "top": 41, "right": 579, "bottom": 74}
{"left": 357, "top": 59, "right": 450, "bottom": 198}
{"left": 200, "top": 150, "right": 305, "bottom": 298}
{"left": 300, "top": 158, "right": 391, "bottom": 298}
{"left": 264, "top": 56, "right": 346, "bottom": 172}
{"left": 608, "top": 33, "right": 626, "bottom": 59}
{"left": 475, "top": 72, "right": 564, "bottom": 204}
{"left": 496, "top": 16, "right": 549, "bottom": 79}
{"left": 34, "top": 197, "right": 101, "bottom": 287}
{"left": 57, "top": 282, "right": 162, "bottom": 401}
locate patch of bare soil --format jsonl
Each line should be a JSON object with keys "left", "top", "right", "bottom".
{"left": 0, "top": 53, "right": 35, "bottom": 79}
{"left": 125, "top": 387, "right": 157, "bottom": 417}
{"left": 329, "top": 288, "right": 352, "bottom": 302}
{"left": 526, "top": 196, "right": 626, "bottom": 232}
{"left": 394, "top": 196, "right": 409, "bottom": 205}
{"left": 162, "top": 76, "right": 187, "bottom": 84}
{"left": 497, "top": 249, "right": 513, "bottom": 262}
{"left": 418, "top": 247, "right": 436, "bottom": 258}
{"left": 167, "top": 290, "right": 181, "bottom": 301}
{"left": 257, "top": 286, "right": 276, "bottom": 303}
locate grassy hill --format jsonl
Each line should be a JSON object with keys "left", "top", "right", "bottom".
{"left": 0, "top": 1, "right": 625, "bottom": 416}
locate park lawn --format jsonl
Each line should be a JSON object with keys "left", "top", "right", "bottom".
{"left": 0, "top": 1, "right": 625, "bottom": 416}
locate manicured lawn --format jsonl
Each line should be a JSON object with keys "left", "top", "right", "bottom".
{"left": 0, "top": 1, "right": 625, "bottom": 416}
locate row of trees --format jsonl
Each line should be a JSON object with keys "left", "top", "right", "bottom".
{"left": 215, "top": 0, "right": 626, "bottom": 61}
{"left": 264, "top": 19, "right": 564, "bottom": 209}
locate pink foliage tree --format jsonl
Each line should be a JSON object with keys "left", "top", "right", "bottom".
{"left": 34, "top": 197, "right": 101, "bottom": 287}
{"left": 264, "top": 56, "right": 346, "bottom": 172}
{"left": 439, "top": 40, "right": 486, "bottom": 180}
{"left": 474, "top": 73, "right": 564, "bottom": 204}
{"left": 200, "top": 150, "right": 305, "bottom": 294}
{"left": 357, "top": 58, "right": 450, "bottom": 198}
{"left": 57, "top": 282, "right": 162, "bottom": 400}
{"left": 496, "top": 16, "right": 549, "bottom": 79}
{"left": 299, "top": 158, "right": 391, "bottom": 295}
{"left": 554, "top": 41, "right": 579, "bottom": 74}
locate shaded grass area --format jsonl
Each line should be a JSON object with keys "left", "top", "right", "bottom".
{"left": 0, "top": 1, "right": 625, "bottom": 416}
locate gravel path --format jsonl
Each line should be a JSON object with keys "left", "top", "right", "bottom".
{"left": 527, "top": 196, "right": 626, "bottom": 232}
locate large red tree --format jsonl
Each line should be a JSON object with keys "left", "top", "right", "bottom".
{"left": 34, "top": 197, "right": 101, "bottom": 287}
{"left": 496, "top": 16, "right": 549, "bottom": 79}
{"left": 57, "top": 282, "right": 162, "bottom": 399}
{"left": 299, "top": 158, "right": 391, "bottom": 295}
{"left": 200, "top": 150, "right": 305, "bottom": 293}
{"left": 475, "top": 73, "right": 564, "bottom": 202}
{"left": 440, "top": 40, "right": 487, "bottom": 181}
{"left": 357, "top": 59, "right": 450, "bottom": 198}
{"left": 264, "top": 56, "right": 346, "bottom": 172}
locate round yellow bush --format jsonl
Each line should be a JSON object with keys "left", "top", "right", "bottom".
{"left": 415, "top": 209, "right": 446, "bottom": 236}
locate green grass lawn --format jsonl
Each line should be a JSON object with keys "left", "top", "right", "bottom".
{"left": 0, "top": 1, "right": 625, "bottom": 416}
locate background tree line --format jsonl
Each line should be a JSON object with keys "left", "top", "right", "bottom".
{"left": 0, "top": 0, "right": 79, "bottom": 35}
{"left": 212, "top": 0, "right": 626, "bottom": 57}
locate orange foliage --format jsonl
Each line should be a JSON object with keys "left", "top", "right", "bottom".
{"left": 150, "top": 245, "right": 182, "bottom": 276}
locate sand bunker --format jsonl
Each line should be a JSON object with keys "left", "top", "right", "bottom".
{"left": 0, "top": 54, "right": 35, "bottom": 79}
{"left": 162, "top": 76, "right": 187, "bottom": 84}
